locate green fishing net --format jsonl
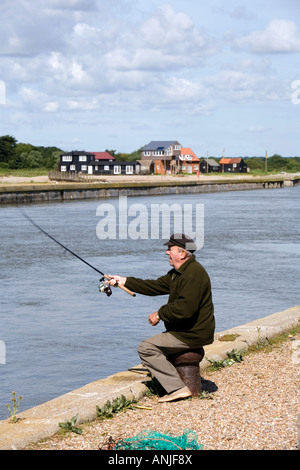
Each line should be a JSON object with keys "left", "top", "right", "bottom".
{"left": 104, "top": 429, "right": 202, "bottom": 450}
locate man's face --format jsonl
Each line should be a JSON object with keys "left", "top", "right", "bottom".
{"left": 166, "top": 245, "right": 182, "bottom": 267}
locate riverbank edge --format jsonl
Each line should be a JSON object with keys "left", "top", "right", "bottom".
{"left": 0, "top": 175, "right": 299, "bottom": 204}
{"left": 0, "top": 305, "right": 299, "bottom": 450}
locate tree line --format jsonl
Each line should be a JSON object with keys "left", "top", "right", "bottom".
{"left": 0, "top": 135, "right": 62, "bottom": 170}
{"left": 0, "top": 135, "right": 299, "bottom": 172}
{"left": 0, "top": 135, "right": 143, "bottom": 170}
{"left": 243, "top": 155, "right": 300, "bottom": 173}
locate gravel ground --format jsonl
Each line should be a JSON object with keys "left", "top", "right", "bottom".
{"left": 27, "top": 335, "right": 299, "bottom": 451}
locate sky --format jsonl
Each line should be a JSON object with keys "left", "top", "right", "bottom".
{"left": 0, "top": 0, "right": 300, "bottom": 157}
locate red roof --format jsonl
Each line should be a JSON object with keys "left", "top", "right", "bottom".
{"left": 219, "top": 157, "right": 242, "bottom": 164}
{"left": 90, "top": 152, "right": 115, "bottom": 160}
{"left": 180, "top": 148, "right": 200, "bottom": 162}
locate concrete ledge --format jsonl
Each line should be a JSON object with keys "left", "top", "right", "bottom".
{"left": 0, "top": 305, "right": 299, "bottom": 450}
{"left": 201, "top": 305, "right": 300, "bottom": 369}
{"left": 0, "top": 176, "right": 288, "bottom": 193}
{"left": 0, "top": 176, "right": 291, "bottom": 204}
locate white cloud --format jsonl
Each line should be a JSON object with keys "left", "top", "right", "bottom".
{"left": 44, "top": 102, "right": 59, "bottom": 113}
{"left": 155, "top": 77, "right": 204, "bottom": 104}
{"left": 139, "top": 5, "right": 198, "bottom": 49}
{"left": 205, "top": 70, "right": 288, "bottom": 102}
{"left": 0, "top": 1, "right": 71, "bottom": 56}
{"left": 20, "top": 86, "right": 60, "bottom": 112}
{"left": 66, "top": 97, "right": 99, "bottom": 111}
{"left": 235, "top": 19, "right": 300, "bottom": 53}
{"left": 136, "top": 5, "right": 217, "bottom": 60}
{"left": 0, "top": 1, "right": 299, "bottom": 155}
{"left": 98, "top": 5, "right": 217, "bottom": 75}
{"left": 9, "top": 4, "right": 217, "bottom": 112}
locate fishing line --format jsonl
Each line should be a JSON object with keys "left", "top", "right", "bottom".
{"left": 21, "top": 211, "right": 135, "bottom": 297}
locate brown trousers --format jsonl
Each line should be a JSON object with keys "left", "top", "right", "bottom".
{"left": 137, "top": 331, "right": 192, "bottom": 394}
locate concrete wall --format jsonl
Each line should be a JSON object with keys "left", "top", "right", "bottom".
{"left": 0, "top": 177, "right": 296, "bottom": 205}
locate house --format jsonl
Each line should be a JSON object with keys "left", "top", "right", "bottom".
{"left": 87, "top": 151, "right": 115, "bottom": 174}
{"left": 219, "top": 157, "right": 248, "bottom": 173}
{"left": 200, "top": 158, "right": 221, "bottom": 173}
{"left": 59, "top": 151, "right": 95, "bottom": 174}
{"left": 178, "top": 148, "right": 200, "bottom": 174}
{"left": 59, "top": 150, "right": 140, "bottom": 175}
{"left": 141, "top": 141, "right": 182, "bottom": 175}
{"left": 89, "top": 160, "right": 141, "bottom": 175}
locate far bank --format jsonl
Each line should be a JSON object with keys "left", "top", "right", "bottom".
{"left": 0, "top": 174, "right": 299, "bottom": 205}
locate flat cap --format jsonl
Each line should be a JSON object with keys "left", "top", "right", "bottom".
{"left": 164, "top": 233, "right": 197, "bottom": 252}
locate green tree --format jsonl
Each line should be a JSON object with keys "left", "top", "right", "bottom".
{"left": 46, "top": 150, "right": 61, "bottom": 169}
{"left": 0, "top": 135, "right": 17, "bottom": 164}
{"left": 244, "top": 157, "right": 264, "bottom": 171}
{"left": 128, "top": 147, "right": 142, "bottom": 161}
{"left": 23, "top": 150, "right": 44, "bottom": 169}
{"left": 268, "top": 154, "right": 286, "bottom": 171}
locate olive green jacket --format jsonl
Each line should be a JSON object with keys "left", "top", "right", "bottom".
{"left": 125, "top": 255, "right": 215, "bottom": 348}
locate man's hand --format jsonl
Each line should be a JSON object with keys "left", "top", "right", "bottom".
{"left": 107, "top": 275, "right": 127, "bottom": 287}
{"left": 148, "top": 312, "right": 160, "bottom": 326}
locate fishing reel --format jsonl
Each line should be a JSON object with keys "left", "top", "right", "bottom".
{"left": 99, "top": 277, "right": 112, "bottom": 297}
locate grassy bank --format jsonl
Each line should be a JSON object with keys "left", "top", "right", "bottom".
{"left": 0, "top": 168, "right": 49, "bottom": 178}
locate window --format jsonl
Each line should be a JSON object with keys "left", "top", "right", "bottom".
{"left": 62, "top": 156, "right": 72, "bottom": 162}
{"left": 174, "top": 145, "right": 181, "bottom": 150}
{"left": 79, "top": 155, "right": 87, "bottom": 162}
{"left": 61, "top": 165, "right": 67, "bottom": 172}
{"left": 144, "top": 151, "right": 150, "bottom": 156}
{"left": 81, "top": 165, "right": 87, "bottom": 171}
{"left": 104, "top": 165, "right": 109, "bottom": 171}
{"left": 70, "top": 165, "right": 76, "bottom": 171}
{"left": 126, "top": 165, "right": 133, "bottom": 174}
{"left": 114, "top": 165, "right": 121, "bottom": 174}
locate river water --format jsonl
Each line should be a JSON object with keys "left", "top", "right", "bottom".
{"left": 0, "top": 186, "right": 299, "bottom": 419}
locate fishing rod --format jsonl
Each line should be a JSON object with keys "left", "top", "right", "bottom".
{"left": 22, "top": 211, "right": 135, "bottom": 297}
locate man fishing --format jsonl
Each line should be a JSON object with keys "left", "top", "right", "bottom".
{"left": 108, "top": 233, "right": 215, "bottom": 403}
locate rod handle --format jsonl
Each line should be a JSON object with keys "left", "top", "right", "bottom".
{"left": 104, "top": 275, "right": 136, "bottom": 297}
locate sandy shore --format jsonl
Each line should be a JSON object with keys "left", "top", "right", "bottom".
{"left": 0, "top": 172, "right": 298, "bottom": 185}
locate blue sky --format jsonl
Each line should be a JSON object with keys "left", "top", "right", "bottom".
{"left": 0, "top": 0, "right": 299, "bottom": 157}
